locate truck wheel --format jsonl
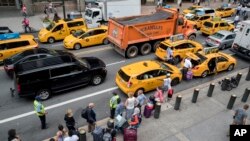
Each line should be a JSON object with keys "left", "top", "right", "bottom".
{"left": 188, "top": 34, "right": 196, "bottom": 40}
{"left": 153, "top": 41, "right": 161, "bottom": 52}
{"left": 74, "top": 43, "right": 81, "bottom": 50}
{"left": 37, "top": 89, "right": 51, "bottom": 100}
{"left": 48, "top": 37, "right": 55, "bottom": 44}
{"left": 126, "top": 46, "right": 138, "bottom": 58}
{"left": 103, "top": 38, "right": 109, "bottom": 45}
{"left": 140, "top": 43, "right": 152, "bottom": 55}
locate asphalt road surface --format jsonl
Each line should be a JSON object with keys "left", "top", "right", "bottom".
{"left": 0, "top": 30, "right": 249, "bottom": 141}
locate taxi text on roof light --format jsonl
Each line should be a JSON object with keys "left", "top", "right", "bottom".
{"left": 169, "top": 34, "right": 184, "bottom": 42}
{"left": 203, "top": 46, "right": 219, "bottom": 55}
{"left": 0, "top": 32, "right": 20, "bottom": 41}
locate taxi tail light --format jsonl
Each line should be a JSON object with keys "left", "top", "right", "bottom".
{"left": 127, "top": 81, "right": 132, "bottom": 88}
{"left": 17, "top": 84, "right": 21, "bottom": 93}
{"left": 193, "top": 66, "right": 199, "bottom": 70}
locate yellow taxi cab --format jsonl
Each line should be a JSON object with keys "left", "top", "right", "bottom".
{"left": 115, "top": 60, "right": 182, "bottom": 95}
{"left": 186, "top": 15, "right": 212, "bottom": 30}
{"left": 215, "top": 7, "right": 235, "bottom": 18}
{"left": 38, "top": 18, "right": 87, "bottom": 43}
{"left": 183, "top": 5, "right": 203, "bottom": 14}
{"left": 181, "top": 49, "right": 236, "bottom": 78}
{"left": 0, "top": 33, "right": 38, "bottom": 63}
{"left": 155, "top": 34, "right": 203, "bottom": 64}
{"left": 63, "top": 25, "right": 108, "bottom": 50}
{"left": 201, "top": 17, "right": 235, "bottom": 35}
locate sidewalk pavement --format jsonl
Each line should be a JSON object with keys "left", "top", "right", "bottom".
{"left": 0, "top": 1, "right": 236, "bottom": 33}
{"left": 44, "top": 67, "right": 250, "bottom": 141}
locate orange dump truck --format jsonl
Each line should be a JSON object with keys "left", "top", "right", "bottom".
{"left": 108, "top": 8, "right": 197, "bottom": 58}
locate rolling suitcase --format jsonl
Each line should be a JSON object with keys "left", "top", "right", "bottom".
{"left": 143, "top": 105, "right": 153, "bottom": 118}
{"left": 92, "top": 126, "right": 104, "bottom": 141}
{"left": 186, "top": 70, "right": 193, "bottom": 80}
{"left": 115, "top": 115, "right": 129, "bottom": 133}
{"left": 124, "top": 128, "right": 137, "bottom": 141}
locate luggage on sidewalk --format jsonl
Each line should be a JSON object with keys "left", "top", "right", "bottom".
{"left": 143, "top": 105, "right": 153, "bottom": 118}
{"left": 186, "top": 70, "right": 193, "bottom": 80}
{"left": 124, "top": 128, "right": 137, "bottom": 141}
{"left": 167, "top": 88, "right": 174, "bottom": 99}
{"left": 92, "top": 126, "right": 104, "bottom": 141}
{"left": 115, "top": 115, "right": 129, "bottom": 133}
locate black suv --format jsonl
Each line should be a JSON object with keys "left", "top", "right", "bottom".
{"left": 3, "top": 48, "right": 74, "bottom": 77}
{"left": 14, "top": 56, "right": 107, "bottom": 100}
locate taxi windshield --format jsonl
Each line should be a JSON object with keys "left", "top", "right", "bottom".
{"left": 46, "top": 23, "right": 55, "bottom": 31}
{"left": 189, "top": 16, "right": 199, "bottom": 21}
{"left": 159, "top": 43, "right": 171, "bottom": 50}
{"left": 211, "top": 32, "right": 225, "bottom": 39}
{"left": 73, "top": 30, "right": 85, "bottom": 37}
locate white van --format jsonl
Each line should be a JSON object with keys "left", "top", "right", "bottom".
{"left": 193, "top": 8, "right": 215, "bottom": 17}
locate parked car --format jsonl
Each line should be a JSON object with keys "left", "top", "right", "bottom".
{"left": 215, "top": 7, "right": 235, "bottom": 18}
{"left": 183, "top": 5, "right": 203, "bottom": 14}
{"left": 14, "top": 56, "right": 107, "bottom": 100}
{"left": 201, "top": 18, "right": 234, "bottom": 35}
{"left": 205, "top": 30, "right": 236, "bottom": 50}
{"left": 3, "top": 48, "right": 73, "bottom": 77}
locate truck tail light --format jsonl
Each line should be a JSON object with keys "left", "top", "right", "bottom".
{"left": 127, "top": 81, "right": 132, "bottom": 88}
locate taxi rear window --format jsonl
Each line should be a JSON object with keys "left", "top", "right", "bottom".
{"left": 195, "top": 52, "right": 207, "bottom": 63}
{"left": 159, "top": 43, "right": 170, "bottom": 50}
{"left": 118, "top": 69, "right": 130, "bottom": 82}
{"left": 204, "top": 22, "right": 213, "bottom": 28}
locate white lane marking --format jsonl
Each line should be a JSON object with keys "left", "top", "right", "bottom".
{"left": 106, "top": 60, "right": 125, "bottom": 67}
{"left": 74, "top": 46, "right": 112, "bottom": 56}
{"left": 0, "top": 87, "right": 118, "bottom": 124}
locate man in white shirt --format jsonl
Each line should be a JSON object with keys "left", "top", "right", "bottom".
{"left": 64, "top": 130, "right": 79, "bottom": 141}
{"left": 166, "top": 47, "right": 174, "bottom": 64}
{"left": 182, "top": 57, "right": 192, "bottom": 80}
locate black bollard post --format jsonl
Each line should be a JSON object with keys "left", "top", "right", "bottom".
{"left": 246, "top": 66, "right": 250, "bottom": 81}
{"left": 192, "top": 89, "right": 199, "bottom": 103}
{"left": 236, "top": 73, "right": 242, "bottom": 85}
{"left": 227, "top": 95, "right": 237, "bottom": 110}
{"left": 207, "top": 83, "right": 215, "bottom": 97}
{"left": 107, "top": 119, "right": 114, "bottom": 129}
{"left": 79, "top": 128, "right": 87, "bottom": 141}
{"left": 241, "top": 88, "right": 250, "bottom": 103}
{"left": 174, "top": 95, "right": 182, "bottom": 110}
{"left": 154, "top": 102, "right": 161, "bottom": 119}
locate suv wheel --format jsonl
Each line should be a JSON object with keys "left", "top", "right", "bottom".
{"left": 92, "top": 75, "right": 103, "bottom": 85}
{"left": 74, "top": 43, "right": 81, "bottom": 50}
{"left": 48, "top": 37, "right": 55, "bottom": 44}
{"left": 37, "top": 89, "right": 51, "bottom": 100}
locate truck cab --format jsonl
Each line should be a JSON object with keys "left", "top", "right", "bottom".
{"left": 85, "top": 7, "right": 103, "bottom": 26}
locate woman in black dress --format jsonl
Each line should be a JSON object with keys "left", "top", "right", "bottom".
{"left": 64, "top": 109, "right": 76, "bottom": 131}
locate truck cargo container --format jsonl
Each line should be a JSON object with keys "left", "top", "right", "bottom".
{"left": 108, "top": 8, "right": 197, "bottom": 58}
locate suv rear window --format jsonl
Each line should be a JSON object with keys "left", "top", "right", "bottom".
{"left": 118, "top": 69, "right": 130, "bottom": 82}
{"left": 204, "top": 22, "right": 213, "bottom": 28}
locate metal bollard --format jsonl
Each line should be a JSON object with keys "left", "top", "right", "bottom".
{"left": 79, "top": 128, "right": 87, "bottom": 141}
{"left": 227, "top": 95, "right": 237, "bottom": 110}
{"left": 154, "top": 102, "right": 161, "bottom": 119}
{"left": 241, "top": 88, "right": 250, "bottom": 103}
{"left": 174, "top": 95, "right": 182, "bottom": 110}
{"left": 192, "top": 89, "right": 200, "bottom": 103}
{"left": 246, "top": 66, "right": 250, "bottom": 81}
{"left": 236, "top": 73, "right": 242, "bottom": 85}
{"left": 207, "top": 83, "right": 215, "bottom": 97}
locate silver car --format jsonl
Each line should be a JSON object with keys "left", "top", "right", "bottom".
{"left": 205, "top": 30, "right": 236, "bottom": 50}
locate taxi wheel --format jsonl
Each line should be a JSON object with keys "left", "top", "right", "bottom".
{"left": 227, "top": 64, "right": 234, "bottom": 71}
{"left": 126, "top": 46, "right": 138, "bottom": 58}
{"left": 74, "top": 43, "right": 81, "bottom": 50}
{"left": 171, "top": 78, "right": 180, "bottom": 86}
{"left": 48, "top": 37, "right": 55, "bottom": 44}
{"left": 188, "top": 34, "right": 196, "bottom": 40}
{"left": 174, "top": 56, "right": 181, "bottom": 65}
{"left": 153, "top": 41, "right": 161, "bottom": 52}
{"left": 140, "top": 43, "right": 152, "bottom": 55}
{"left": 37, "top": 89, "right": 51, "bottom": 100}
{"left": 103, "top": 38, "right": 109, "bottom": 45}
{"left": 201, "top": 70, "right": 209, "bottom": 78}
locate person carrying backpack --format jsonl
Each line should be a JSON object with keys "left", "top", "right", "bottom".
{"left": 109, "top": 91, "right": 121, "bottom": 119}
{"left": 81, "top": 103, "right": 96, "bottom": 132}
